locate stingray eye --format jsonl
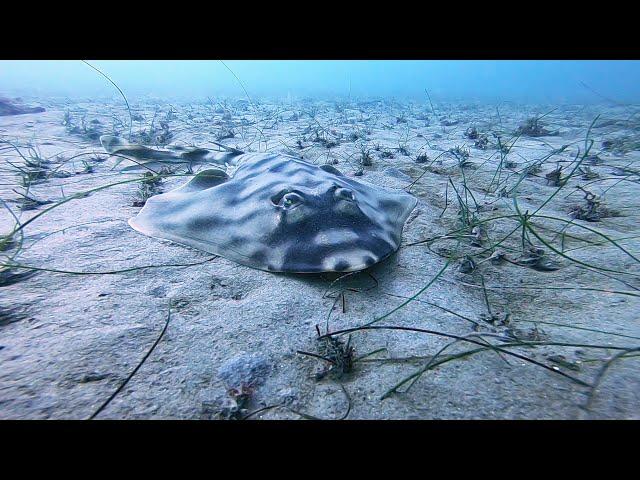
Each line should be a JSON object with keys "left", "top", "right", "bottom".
{"left": 334, "top": 187, "right": 355, "bottom": 202}
{"left": 282, "top": 193, "right": 302, "bottom": 207}
{"left": 272, "top": 190, "right": 303, "bottom": 209}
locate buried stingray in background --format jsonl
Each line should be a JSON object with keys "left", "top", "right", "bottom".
{"left": 101, "top": 137, "right": 418, "bottom": 273}
{"left": 100, "top": 135, "right": 242, "bottom": 172}
{"left": 0, "top": 97, "right": 45, "bottom": 116}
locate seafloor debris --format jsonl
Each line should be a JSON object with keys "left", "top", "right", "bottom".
{"left": 309, "top": 333, "right": 355, "bottom": 381}
{"left": 200, "top": 353, "right": 273, "bottom": 420}
{"left": 516, "top": 117, "right": 558, "bottom": 137}
{"left": 513, "top": 246, "right": 560, "bottom": 272}
{"left": 132, "top": 170, "right": 170, "bottom": 207}
{"left": 545, "top": 164, "right": 567, "bottom": 186}
{"left": 218, "top": 353, "right": 272, "bottom": 391}
{"left": 601, "top": 136, "right": 640, "bottom": 154}
{"left": 569, "top": 187, "right": 617, "bottom": 222}
{"left": 201, "top": 384, "right": 256, "bottom": 420}
{"left": 415, "top": 153, "right": 430, "bottom": 164}
{"left": 465, "top": 126, "right": 480, "bottom": 139}
{"left": 458, "top": 256, "right": 476, "bottom": 274}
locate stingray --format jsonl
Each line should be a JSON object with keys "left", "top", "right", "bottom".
{"left": 107, "top": 138, "right": 417, "bottom": 273}
{"left": 0, "top": 97, "right": 45, "bottom": 116}
{"left": 100, "top": 135, "right": 241, "bottom": 172}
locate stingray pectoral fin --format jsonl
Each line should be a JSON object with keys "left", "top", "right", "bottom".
{"left": 400, "top": 192, "right": 418, "bottom": 221}
{"left": 319, "top": 164, "right": 344, "bottom": 176}
{"left": 120, "top": 162, "right": 178, "bottom": 173}
{"left": 127, "top": 191, "right": 225, "bottom": 258}
{"left": 387, "top": 191, "right": 418, "bottom": 225}
{"left": 175, "top": 169, "right": 230, "bottom": 193}
{"left": 179, "top": 148, "right": 212, "bottom": 162}
{"left": 102, "top": 138, "right": 190, "bottom": 172}
{"left": 180, "top": 149, "right": 243, "bottom": 168}
{"left": 208, "top": 141, "right": 243, "bottom": 154}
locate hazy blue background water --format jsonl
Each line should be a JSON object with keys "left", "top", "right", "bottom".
{"left": 1, "top": 60, "right": 639, "bottom": 104}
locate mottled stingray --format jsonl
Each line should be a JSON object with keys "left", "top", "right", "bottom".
{"left": 101, "top": 136, "right": 417, "bottom": 273}
{"left": 100, "top": 135, "right": 241, "bottom": 172}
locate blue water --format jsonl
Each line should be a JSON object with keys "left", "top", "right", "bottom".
{"left": 1, "top": 60, "right": 639, "bottom": 104}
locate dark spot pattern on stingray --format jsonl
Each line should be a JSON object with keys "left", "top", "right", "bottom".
{"left": 109, "top": 139, "right": 417, "bottom": 273}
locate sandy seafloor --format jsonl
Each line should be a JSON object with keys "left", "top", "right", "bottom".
{"left": 1, "top": 96, "right": 639, "bottom": 419}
